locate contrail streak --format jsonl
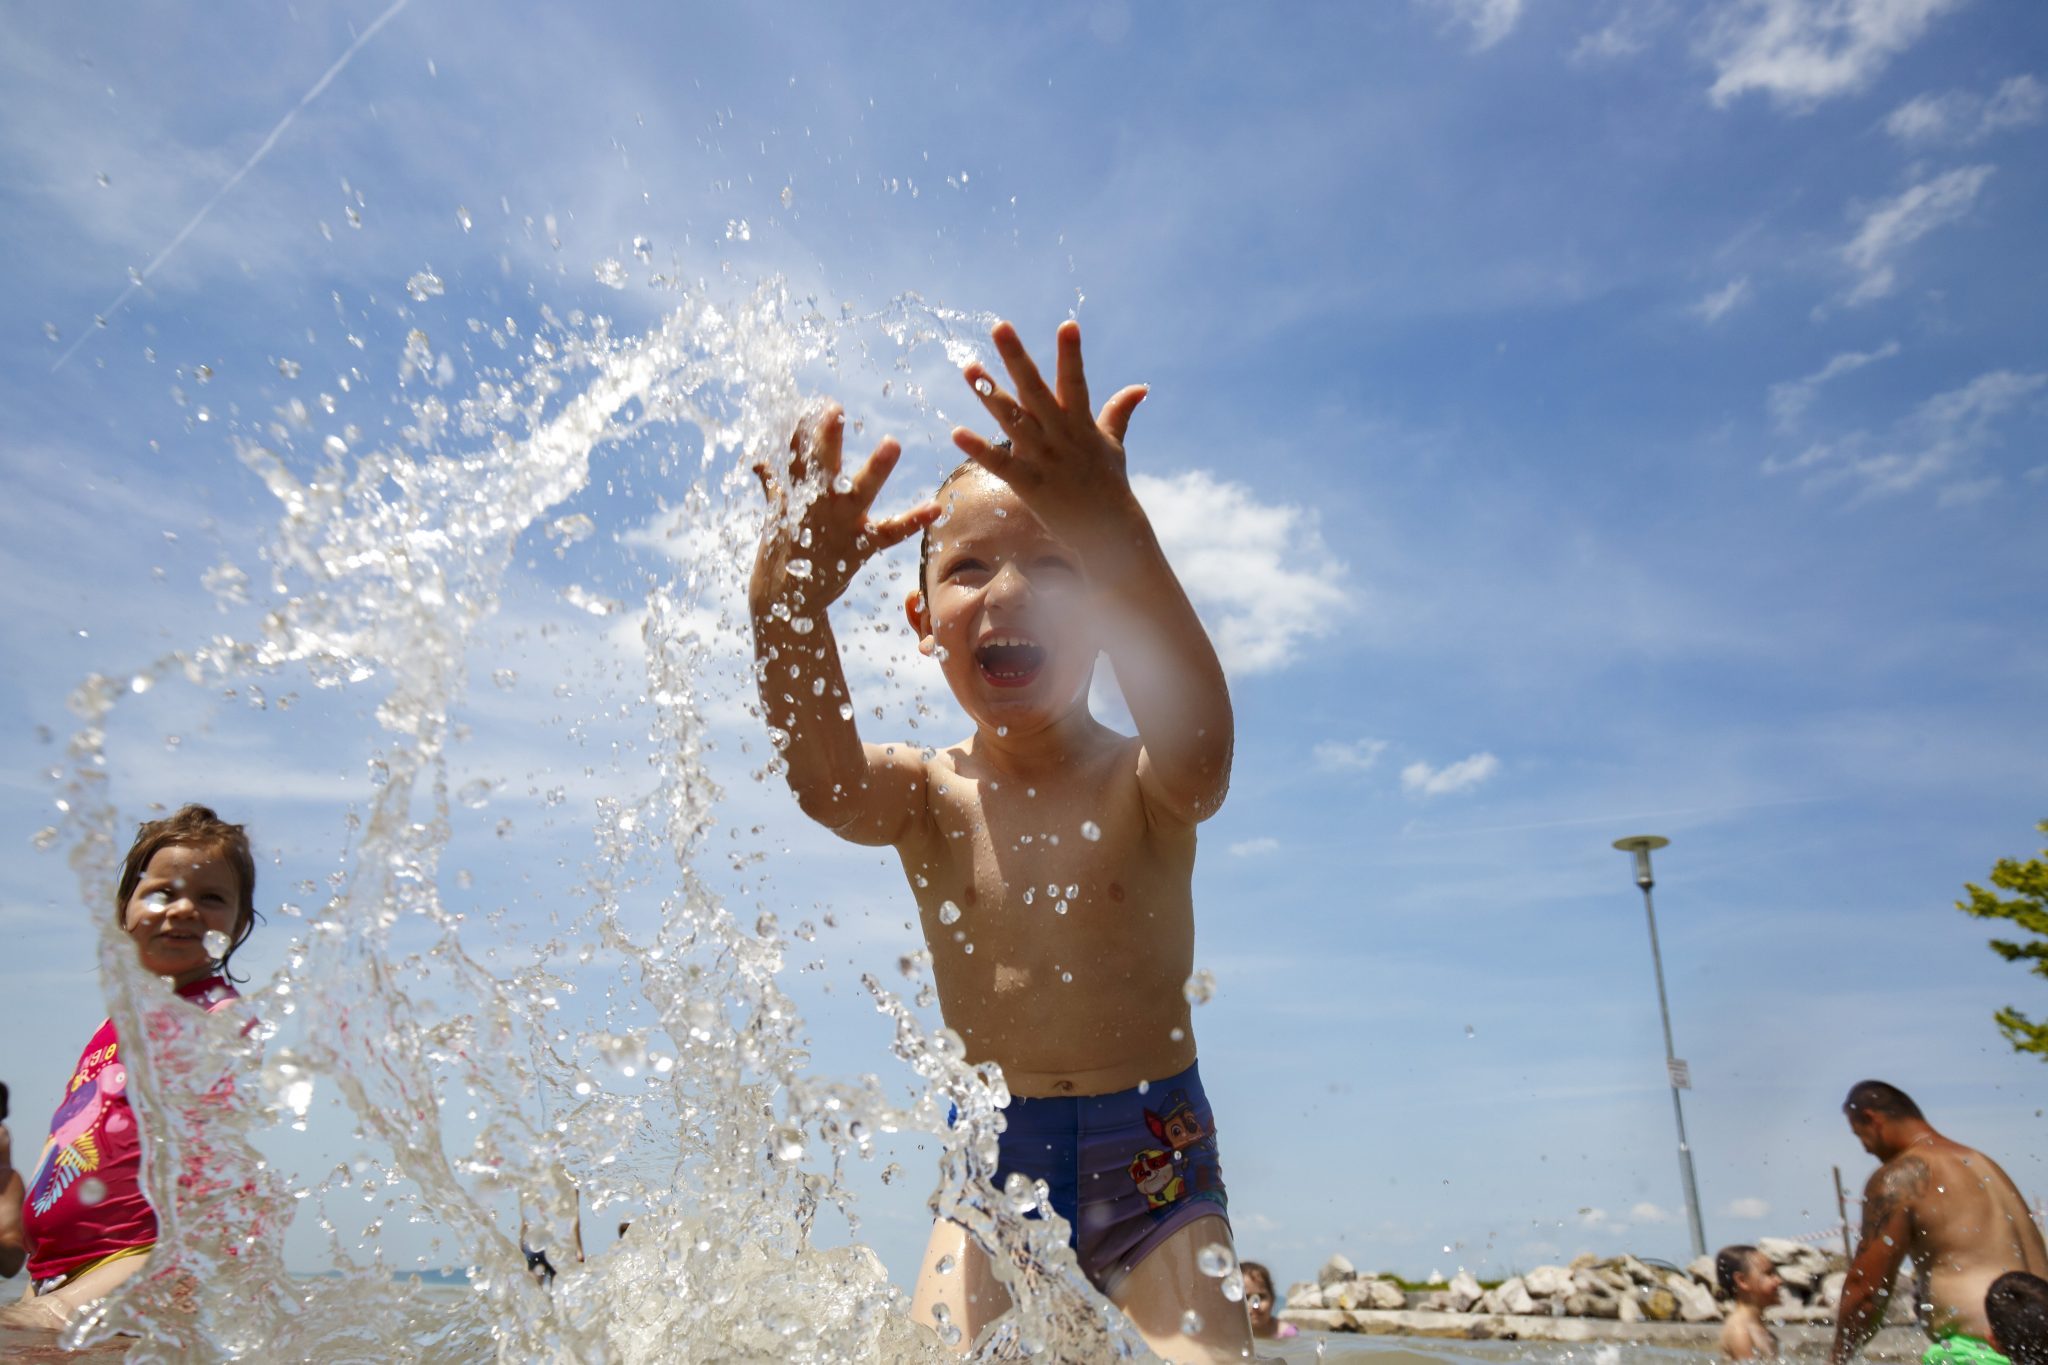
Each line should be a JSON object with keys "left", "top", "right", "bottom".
{"left": 52, "top": 0, "right": 416, "bottom": 373}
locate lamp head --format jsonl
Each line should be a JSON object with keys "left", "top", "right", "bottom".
{"left": 1612, "top": 834, "right": 1670, "bottom": 889}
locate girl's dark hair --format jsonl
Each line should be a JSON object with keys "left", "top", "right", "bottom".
{"left": 1715, "top": 1245, "right": 1761, "bottom": 1298}
{"left": 116, "top": 804, "right": 260, "bottom": 983}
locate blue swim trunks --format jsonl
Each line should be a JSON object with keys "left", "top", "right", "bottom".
{"left": 994, "top": 1059, "right": 1230, "bottom": 1293}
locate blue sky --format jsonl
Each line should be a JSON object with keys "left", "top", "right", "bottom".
{"left": 2, "top": 0, "right": 2045, "bottom": 1303}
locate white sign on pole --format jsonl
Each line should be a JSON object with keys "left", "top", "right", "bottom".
{"left": 1668, "top": 1058, "right": 1692, "bottom": 1090}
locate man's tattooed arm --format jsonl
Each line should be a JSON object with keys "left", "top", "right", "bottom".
{"left": 1829, "top": 1157, "right": 1924, "bottom": 1365}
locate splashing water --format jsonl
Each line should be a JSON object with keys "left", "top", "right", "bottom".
{"left": 43, "top": 278, "right": 1162, "bottom": 1361}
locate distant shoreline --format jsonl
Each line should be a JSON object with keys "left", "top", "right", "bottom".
{"left": 1279, "top": 1309, "right": 1927, "bottom": 1359}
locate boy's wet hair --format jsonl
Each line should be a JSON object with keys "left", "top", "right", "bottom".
{"left": 1988, "top": 1271, "right": 2048, "bottom": 1365}
{"left": 1238, "top": 1260, "right": 1274, "bottom": 1294}
{"left": 915, "top": 444, "right": 1009, "bottom": 605}
{"left": 1715, "top": 1245, "right": 1762, "bottom": 1298}
{"left": 116, "top": 803, "right": 260, "bottom": 982}
{"left": 1842, "top": 1079, "right": 1923, "bottom": 1121}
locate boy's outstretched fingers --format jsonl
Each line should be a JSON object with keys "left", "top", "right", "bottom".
{"left": 1055, "top": 319, "right": 1090, "bottom": 417}
{"left": 950, "top": 424, "right": 1022, "bottom": 482}
{"left": 867, "top": 500, "right": 944, "bottom": 551}
{"left": 847, "top": 436, "right": 904, "bottom": 509}
{"left": 1097, "top": 384, "right": 1147, "bottom": 444}
{"left": 990, "top": 320, "right": 1058, "bottom": 420}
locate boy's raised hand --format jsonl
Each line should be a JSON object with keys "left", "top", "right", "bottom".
{"left": 750, "top": 404, "right": 939, "bottom": 610}
{"left": 952, "top": 320, "right": 1149, "bottom": 560}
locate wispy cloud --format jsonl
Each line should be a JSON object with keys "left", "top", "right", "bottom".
{"left": 1314, "top": 738, "right": 1389, "bottom": 774}
{"left": 1725, "top": 1196, "right": 1772, "bottom": 1219}
{"left": 1423, "top": 0, "right": 1526, "bottom": 50}
{"left": 1765, "top": 367, "right": 2048, "bottom": 500}
{"left": 1131, "top": 471, "right": 1351, "bottom": 676}
{"left": 1886, "top": 75, "right": 2047, "bottom": 146}
{"left": 1704, "top": 0, "right": 1969, "bottom": 109}
{"left": 1401, "top": 751, "right": 1500, "bottom": 797}
{"left": 1572, "top": 0, "right": 1676, "bottom": 63}
{"left": 1228, "top": 836, "right": 1281, "bottom": 858}
{"left": 1629, "top": 1201, "right": 1676, "bottom": 1224}
{"left": 1768, "top": 341, "right": 1901, "bottom": 428}
{"left": 1691, "top": 276, "right": 1752, "bottom": 324}
{"left": 1839, "top": 165, "right": 1994, "bottom": 305}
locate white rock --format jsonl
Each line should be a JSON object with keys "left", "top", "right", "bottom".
{"left": 1818, "top": 1271, "right": 1847, "bottom": 1309}
{"left": 1318, "top": 1254, "right": 1356, "bottom": 1289}
{"left": 1617, "top": 1255, "right": 1659, "bottom": 1287}
{"left": 1668, "top": 1275, "right": 1723, "bottom": 1322}
{"left": 1525, "top": 1265, "right": 1573, "bottom": 1298}
{"left": 1448, "top": 1270, "right": 1484, "bottom": 1313}
{"left": 1687, "top": 1254, "right": 1717, "bottom": 1286}
{"left": 1286, "top": 1282, "right": 1325, "bottom": 1311}
{"left": 1619, "top": 1294, "right": 1645, "bottom": 1323}
{"left": 1495, "top": 1276, "right": 1537, "bottom": 1315}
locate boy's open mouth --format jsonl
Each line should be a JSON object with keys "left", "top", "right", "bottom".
{"left": 975, "top": 633, "right": 1047, "bottom": 688}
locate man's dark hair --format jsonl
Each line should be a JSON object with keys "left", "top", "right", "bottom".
{"left": 1716, "top": 1245, "right": 1761, "bottom": 1298}
{"left": 1843, "top": 1080, "right": 1924, "bottom": 1121}
{"left": 915, "top": 445, "right": 1008, "bottom": 605}
{"left": 1987, "top": 1271, "right": 2048, "bottom": 1365}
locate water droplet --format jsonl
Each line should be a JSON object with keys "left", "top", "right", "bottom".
{"left": 594, "top": 258, "right": 628, "bottom": 289}
{"left": 456, "top": 205, "right": 472, "bottom": 232}
{"left": 456, "top": 779, "right": 494, "bottom": 809}
{"left": 756, "top": 912, "right": 778, "bottom": 937}
{"left": 1464, "top": 1024, "right": 1476, "bottom": 1039}
{"left": 973, "top": 376, "right": 995, "bottom": 397}
{"left": 832, "top": 473, "right": 854, "bottom": 494}
{"left": 404, "top": 271, "right": 444, "bottom": 301}
{"left": 1080, "top": 820, "right": 1101, "bottom": 842}
{"left": 1197, "top": 1242, "right": 1235, "bottom": 1277}
{"left": 937, "top": 900, "right": 961, "bottom": 925}
{"left": 30, "top": 826, "right": 59, "bottom": 851}
{"left": 632, "top": 235, "right": 651, "bottom": 261}
{"left": 1182, "top": 969, "right": 1215, "bottom": 1006}
{"left": 779, "top": 185, "right": 794, "bottom": 209}
{"left": 771, "top": 1125, "right": 805, "bottom": 1162}
{"left": 1003, "top": 1171, "right": 1038, "bottom": 1214}
{"left": 936, "top": 1254, "right": 955, "bottom": 1275}
{"left": 203, "top": 929, "right": 232, "bottom": 959}
{"left": 1169, "top": 1027, "right": 1185, "bottom": 1041}
{"left": 277, "top": 358, "right": 302, "bottom": 379}
{"left": 96, "top": 172, "right": 110, "bottom": 187}
{"left": 78, "top": 1177, "right": 107, "bottom": 1206}
{"left": 1060, "top": 970, "right": 1073, "bottom": 983}
{"left": 1180, "top": 1309, "right": 1204, "bottom": 1335}
{"left": 129, "top": 673, "right": 155, "bottom": 695}
{"left": 1222, "top": 1270, "right": 1245, "bottom": 1302}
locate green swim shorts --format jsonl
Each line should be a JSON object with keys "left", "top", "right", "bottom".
{"left": 1922, "top": 1333, "right": 2010, "bottom": 1365}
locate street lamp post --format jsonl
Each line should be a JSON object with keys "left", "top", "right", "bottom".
{"left": 1612, "top": 834, "right": 1707, "bottom": 1261}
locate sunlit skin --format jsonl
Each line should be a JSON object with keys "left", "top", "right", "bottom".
{"left": 749, "top": 320, "right": 1245, "bottom": 1361}
{"left": 1829, "top": 1107, "right": 2048, "bottom": 1363}
{"left": 1720, "top": 1251, "right": 1782, "bottom": 1361}
{"left": 122, "top": 845, "right": 245, "bottom": 988}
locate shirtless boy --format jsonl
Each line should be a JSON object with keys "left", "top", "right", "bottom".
{"left": 1717, "top": 1244, "right": 1783, "bottom": 1360}
{"left": 1830, "top": 1080, "right": 2048, "bottom": 1365}
{"left": 748, "top": 320, "right": 1247, "bottom": 1359}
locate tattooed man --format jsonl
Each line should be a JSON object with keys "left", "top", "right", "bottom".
{"left": 1830, "top": 1081, "right": 2047, "bottom": 1365}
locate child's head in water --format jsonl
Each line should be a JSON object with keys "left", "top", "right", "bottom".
{"left": 1988, "top": 1271, "right": 2048, "bottom": 1365}
{"left": 115, "top": 804, "right": 258, "bottom": 986}
{"left": 908, "top": 448, "right": 1105, "bottom": 739}
{"left": 1714, "top": 1244, "right": 1781, "bottom": 1308}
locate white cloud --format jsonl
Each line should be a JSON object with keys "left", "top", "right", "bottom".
{"left": 1691, "top": 276, "right": 1752, "bottom": 324}
{"left": 1839, "top": 165, "right": 1994, "bottom": 305}
{"left": 1725, "top": 1196, "right": 1772, "bottom": 1219}
{"left": 1703, "top": 0, "right": 1968, "bottom": 109}
{"left": 1228, "top": 837, "right": 1281, "bottom": 858}
{"left": 1315, "top": 738, "right": 1389, "bottom": 773}
{"left": 1132, "top": 471, "right": 1351, "bottom": 676}
{"left": 1424, "top": 0, "right": 1525, "bottom": 50}
{"left": 1401, "top": 751, "right": 1500, "bottom": 798}
{"left": 1767, "top": 341, "right": 1901, "bottom": 428}
{"left": 1886, "top": 75, "right": 2047, "bottom": 146}
{"left": 1765, "top": 367, "right": 2048, "bottom": 500}
{"left": 1572, "top": 1, "right": 1676, "bottom": 63}
{"left": 1629, "top": 1201, "right": 1676, "bottom": 1223}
